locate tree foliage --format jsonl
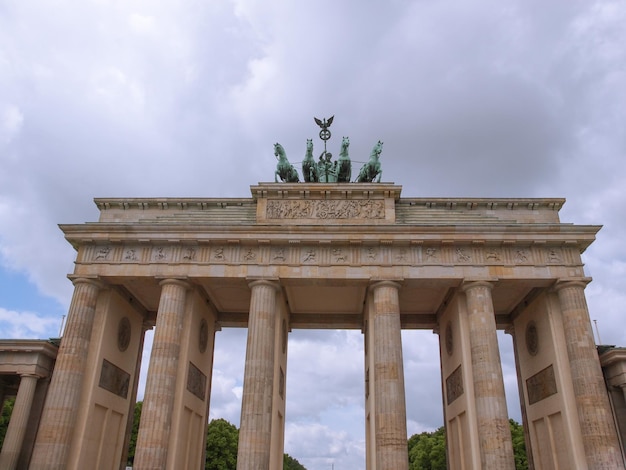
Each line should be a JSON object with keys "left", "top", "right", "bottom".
{"left": 407, "top": 420, "right": 528, "bottom": 470}
{"left": 206, "top": 418, "right": 239, "bottom": 470}
{"left": 126, "top": 401, "right": 142, "bottom": 466}
{"left": 283, "top": 453, "right": 307, "bottom": 470}
{"left": 509, "top": 418, "right": 528, "bottom": 470}
{"left": 0, "top": 398, "right": 15, "bottom": 450}
{"left": 408, "top": 426, "right": 447, "bottom": 470}
{"left": 125, "top": 402, "right": 307, "bottom": 469}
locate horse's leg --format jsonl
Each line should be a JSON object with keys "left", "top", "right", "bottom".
{"left": 275, "top": 170, "right": 279, "bottom": 182}
{"left": 376, "top": 170, "right": 382, "bottom": 183}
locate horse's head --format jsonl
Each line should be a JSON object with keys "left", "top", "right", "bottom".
{"left": 372, "top": 140, "right": 383, "bottom": 158}
{"left": 341, "top": 136, "right": 350, "bottom": 150}
{"left": 274, "top": 143, "right": 285, "bottom": 159}
{"left": 306, "top": 139, "right": 313, "bottom": 152}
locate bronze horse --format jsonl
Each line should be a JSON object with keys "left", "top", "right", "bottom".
{"left": 274, "top": 143, "right": 299, "bottom": 182}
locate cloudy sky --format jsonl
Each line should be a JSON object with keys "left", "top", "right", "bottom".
{"left": 1, "top": 1, "right": 625, "bottom": 468}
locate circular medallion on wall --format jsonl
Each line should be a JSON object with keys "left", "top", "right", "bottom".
{"left": 526, "top": 321, "right": 539, "bottom": 356}
{"left": 199, "top": 318, "right": 209, "bottom": 353}
{"left": 445, "top": 321, "right": 453, "bottom": 356}
{"left": 118, "top": 317, "right": 131, "bottom": 352}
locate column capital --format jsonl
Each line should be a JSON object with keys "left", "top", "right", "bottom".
{"left": 461, "top": 279, "right": 496, "bottom": 292}
{"left": 158, "top": 278, "right": 191, "bottom": 290}
{"left": 19, "top": 373, "right": 41, "bottom": 380}
{"left": 247, "top": 278, "right": 280, "bottom": 290}
{"left": 554, "top": 278, "right": 592, "bottom": 292}
{"left": 370, "top": 280, "right": 402, "bottom": 291}
{"left": 68, "top": 276, "right": 105, "bottom": 289}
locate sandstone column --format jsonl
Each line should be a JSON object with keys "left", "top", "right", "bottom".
{"left": 555, "top": 280, "right": 624, "bottom": 469}
{"left": 133, "top": 279, "right": 189, "bottom": 469}
{"left": 371, "top": 281, "right": 409, "bottom": 470}
{"left": 0, "top": 374, "right": 38, "bottom": 470}
{"left": 237, "top": 280, "right": 279, "bottom": 470}
{"left": 462, "top": 281, "right": 514, "bottom": 469}
{"left": 30, "top": 277, "right": 102, "bottom": 469}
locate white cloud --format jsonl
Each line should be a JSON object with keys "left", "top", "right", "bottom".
{"left": 0, "top": 307, "right": 60, "bottom": 339}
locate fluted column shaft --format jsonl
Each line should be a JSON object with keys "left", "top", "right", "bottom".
{"left": 371, "top": 281, "right": 409, "bottom": 470}
{"left": 556, "top": 280, "right": 624, "bottom": 469}
{"left": 134, "top": 279, "right": 189, "bottom": 470}
{"left": 0, "top": 374, "right": 38, "bottom": 470}
{"left": 30, "top": 277, "right": 102, "bottom": 469}
{"left": 462, "top": 281, "right": 514, "bottom": 469}
{"left": 237, "top": 280, "right": 279, "bottom": 470}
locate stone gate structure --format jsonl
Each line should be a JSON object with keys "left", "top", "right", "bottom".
{"left": 11, "top": 182, "right": 626, "bottom": 469}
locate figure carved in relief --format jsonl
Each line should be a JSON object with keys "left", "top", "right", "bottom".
{"left": 547, "top": 249, "right": 561, "bottom": 263}
{"left": 273, "top": 248, "right": 286, "bottom": 261}
{"left": 303, "top": 249, "right": 316, "bottom": 262}
{"left": 183, "top": 247, "right": 196, "bottom": 260}
{"left": 515, "top": 250, "right": 529, "bottom": 263}
{"left": 124, "top": 249, "right": 137, "bottom": 261}
{"left": 214, "top": 247, "right": 225, "bottom": 260}
{"left": 244, "top": 249, "right": 257, "bottom": 261}
{"left": 154, "top": 247, "right": 167, "bottom": 260}
{"left": 425, "top": 247, "right": 438, "bottom": 260}
{"left": 95, "top": 247, "right": 111, "bottom": 260}
{"left": 333, "top": 248, "right": 346, "bottom": 262}
{"left": 456, "top": 248, "right": 471, "bottom": 262}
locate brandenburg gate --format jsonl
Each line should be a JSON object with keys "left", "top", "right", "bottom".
{"left": 21, "top": 178, "right": 623, "bottom": 469}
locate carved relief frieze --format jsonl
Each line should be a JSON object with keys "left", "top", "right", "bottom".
{"left": 123, "top": 247, "right": 140, "bottom": 262}
{"left": 526, "top": 364, "right": 557, "bottom": 405}
{"left": 424, "top": 247, "right": 439, "bottom": 263}
{"left": 213, "top": 246, "right": 226, "bottom": 262}
{"left": 266, "top": 199, "right": 385, "bottom": 220}
{"left": 446, "top": 365, "right": 463, "bottom": 405}
{"left": 272, "top": 247, "right": 287, "bottom": 263}
{"left": 394, "top": 247, "right": 410, "bottom": 264}
{"left": 364, "top": 247, "right": 379, "bottom": 263}
{"left": 332, "top": 247, "right": 348, "bottom": 263}
{"left": 187, "top": 361, "right": 207, "bottom": 401}
{"left": 83, "top": 241, "right": 579, "bottom": 271}
{"left": 455, "top": 247, "right": 472, "bottom": 263}
{"left": 484, "top": 248, "right": 502, "bottom": 263}
{"left": 99, "top": 359, "right": 130, "bottom": 399}
{"left": 302, "top": 247, "right": 317, "bottom": 263}
{"left": 182, "top": 246, "right": 197, "bottom": 262}
{"left": 242, "top": 248, "right": 258, "bottom": 262}
{"left": 513, "top": 248, "right": 531, "bottom": 265}
{"left": 546, "top": 248, "right": 562, "bottom": 264}
{"left": 152, "top": 246, "right": 169, "bottom": 262}
{"left": 94, "top": 246, "right": 112, "bottom": 261}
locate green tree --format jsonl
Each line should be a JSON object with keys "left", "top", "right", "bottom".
{"left": 283, "top": 453, "right": 307, "bottom": 470}
{"left": 0, "top": 398, "right": 15, "bottom": 449}
{"left": 125, "top": 404, "right": 306, "bottom": 469}
{"left": 407, "top": 420, "right": 528, "bottom": 470}
{"left": 126, "top": 401, "right": 142, "bottom": 465}
{"left": 206, "top": 418, "right": 239, "bottom": 470}
{"left": 408, "top": 426, "right": 446, "bottom": 470}
{"left": 509, "top": 418, "right": 528, "bottom": 470}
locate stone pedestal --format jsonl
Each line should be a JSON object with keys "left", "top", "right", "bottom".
{"left": 556, "top": 280, "right": 624, "bottom": 468}
{"left": 237, "top": 280, "right": 279, "bottom": 470}
{"left": 134, "top": 279, "right": 190, "bottom": 469}
{"left": 371, "top": 281, "right": 409, "bottom": 470}
{"left": 0, "top": 374, "right": 38, "bottom": 470}
{"left": 30, "top": 278, "right": 102, "bottom": 470}
{"left": 462, "top": 281, "right": 515, "bottom": 469}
